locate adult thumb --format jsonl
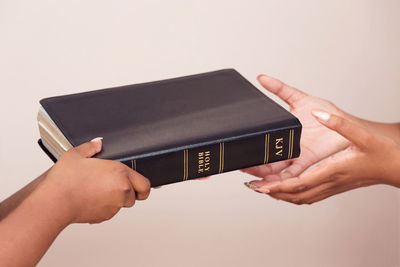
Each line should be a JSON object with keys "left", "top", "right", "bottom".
{"left": 311, "top": 110, "right": 370, "bottom": 149}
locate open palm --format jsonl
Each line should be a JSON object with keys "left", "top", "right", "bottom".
{"left": 242, "top": 75, "right": 350, "bottom": 187}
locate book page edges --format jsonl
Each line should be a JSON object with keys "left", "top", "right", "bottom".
{"left": 37, "top": 106, "right": 73, "bottom": 159}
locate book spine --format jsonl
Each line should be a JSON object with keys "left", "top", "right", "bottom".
{"left": 122, "top": 126, "right": 301, "bottom": 187}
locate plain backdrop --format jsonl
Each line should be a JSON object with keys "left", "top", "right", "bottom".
{"left": 1, "top": 1, "right": 399, "bottom": 266}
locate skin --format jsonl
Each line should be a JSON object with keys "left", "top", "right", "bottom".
{"left": 243, "top": 75, "right": 400, "bottom": 204}
{"left": 256, "top": 112, "right": 400, "bottom": 204}
{"left": 0, "top": 139, "right": 151, "bottom": 267}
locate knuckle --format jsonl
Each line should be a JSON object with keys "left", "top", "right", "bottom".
{"left": 60, "top": 149, "right": 75, "bottom": 160}
{"left": 136, "top": 175, "right": 152, "bottom": 192}
{"left": 143, "top": 178, "right": 151, "bottom": 190}
{"left": 112, "top": 163, "right": 128, "bottom": 175}
{"left": 290, "top": 197, "right": 303, "bottom": 205}
{"left": 138, "top": 190, "right": 150, "bottom": 201}
{"left": 303, "top": 200, "right": 313, "bottom": 205}
{"left": 362, "top": 132, "right": 374, "bottom": 145}
{"left": 86, "top": 144, "right": 97, "bottom": 154}
{"left": 326, "top": 100, "right": 336, "bottom": 107}
{"left": 116, "top": 177, "right": 132, "bottom": 194}
{"left": 282, "top": 169, "right": 294, "bottom": 178}
{"left": 289, "top": 193, "right": 310, "bottom": 205}
{"left": 118, "top": 194, "right": 128, "bottom": 207}
{"left": 121, "top": 182, "right": 132, "bottom": 194}
{"left": 286, "top": 94, "right": 296, "bottom": 104}
{"left": 113, "top": 180, "right": 132, "bottom": 206}
{"left": 295, "top": 184, "right": 307, "bottom": 192}
{"left": 266, "top": 165, "right": 273, "bottom": 172}
{"left": 126, "top": 197, "right": 135, "bottom": 207}
{"left": 333, "top": 116, "right": 345, "bottom": 129}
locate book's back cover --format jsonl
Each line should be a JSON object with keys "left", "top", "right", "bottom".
{"left": 40, "top": 69, "right": 301, "bottom": 162}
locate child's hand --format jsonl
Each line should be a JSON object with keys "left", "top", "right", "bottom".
{"left": 42, "top": 138, "right": 151, "bottom": 224}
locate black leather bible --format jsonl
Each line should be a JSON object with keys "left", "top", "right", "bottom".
{"left": 38, "top": 69, "right": 302, "bottom": 187}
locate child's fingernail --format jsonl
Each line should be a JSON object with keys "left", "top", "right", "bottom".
{"left": 91, "top": 137, "right": 103, "bottom": 142}
{"left": 311, "top": 110, "right": 330, "bottom": 122}
{"left": 244, "top": 182, "right": 258, "bottom": 190}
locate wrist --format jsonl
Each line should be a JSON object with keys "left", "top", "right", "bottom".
{"left": 32, "top": 177, "right": 77, "bottom": 228}
{"left": 383, "top": 150, "right": 400, "bottom": 188}
{"left": 0, "top": 174, "right": 75, "bottom": 267}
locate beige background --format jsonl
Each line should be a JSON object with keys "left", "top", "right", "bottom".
{"left": 1, "top": 1, "right": 399, "bottom": 266}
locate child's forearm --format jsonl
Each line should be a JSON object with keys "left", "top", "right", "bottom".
{"left": 0, "top": 178, "right": 72, "bottom": 267}
{"left": 0, "top": 169, "right": 50, "bottom": 220}
{"left": 0, "top": 139, "right": 151, "bottom": 266}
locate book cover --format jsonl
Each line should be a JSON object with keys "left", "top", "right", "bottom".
{"left": 38, "top": 69, "right": 302, "bottom": 187}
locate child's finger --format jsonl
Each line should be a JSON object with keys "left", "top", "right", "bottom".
{"left": 127, "top": 169, "right": 151, "bottom": 201}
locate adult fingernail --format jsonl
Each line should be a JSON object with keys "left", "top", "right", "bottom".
{"left": 311, "top": 110, "right": 330, "bottom": 122}
{"left": 244, "top": 182, "right": 258, "bottom": 190}
{"left": 91, "top": 137, "right": 103, "bottom": 142}
{"left": 256, "top": 181, "right": 281, "bottom": 194}
{"left": 258, "top": 74, "right": 269, "bottom": 83}
{"left": 255, "top": 187, "right": 270, "bottom": 194}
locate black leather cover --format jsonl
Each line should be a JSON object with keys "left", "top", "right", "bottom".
{"left": 39, "top": 69, "right": 302, "bottom": 186}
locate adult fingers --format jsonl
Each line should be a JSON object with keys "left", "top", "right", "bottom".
{"left": 241, "top": 161, "right": 291, "bottom": 178}
{"left": 304, "top": 184, "right": 354, "bottom": 204}
{"left": 195, "top": 176, "right": 211, "bottom": 181}
{"left": 270, "top": 181, "right": 359, "bottom": 205}
{"left": 268, "top": 181, "right": 337, "bottom": 205}
{"left": 258, "top": 74, "right": 307, "bottom": 106}
{"left": 278, "top": 160, "right": 310, "bottom": 180}
{"left": 255, "top": 151, "right": 349, "bottom": 194}
{"left": 244, "top": 160, "right": 312, "bottom": 190}
{"left": 311, "top": 110, "right": 371, "bottom": 149}
{"left": 245, "top": 174, "right": 283, "bottom": 189}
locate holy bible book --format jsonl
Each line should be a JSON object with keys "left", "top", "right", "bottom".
{"left": 37, "top": 69, "right": 302, "bottom": 187}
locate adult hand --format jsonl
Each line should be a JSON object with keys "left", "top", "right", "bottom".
{"left": 242, "top": 75, "right": 350, "bottom": 186}
{"left": 253, "top": 111, "right": 400, "bottom": 204}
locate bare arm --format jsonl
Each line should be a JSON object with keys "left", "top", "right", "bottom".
{"left": 353, "top": 116, "right": 400, "bottom": 144}
{"left": 254, "top": 111, "right": 400, "bottom": 204}
{"left": 0, "top": 139, "right": 151, "bottom": 267}
{"left": 0, "top": 180, "right": 71, "bottom": 267}
{"left": 242, "top": 75, "right": 400, "bottom": 187}
{"left": 0, "top": 170, "right": 49, "bottom": 221}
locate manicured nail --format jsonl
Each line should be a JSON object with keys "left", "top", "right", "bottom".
{"left": 244, "top": 182, "right": 258, "bottom": 190}
{"left": 91, "top": 137, "right": 103, "bottom": 142}
{"left": 312, "top": 110, "right": 330, "bottom": 122}
{"left": 255, "top": 187, "right": 270, "bottom": 194}
{"left": 258, "top": 74, "right": 269, "bottom": 83}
